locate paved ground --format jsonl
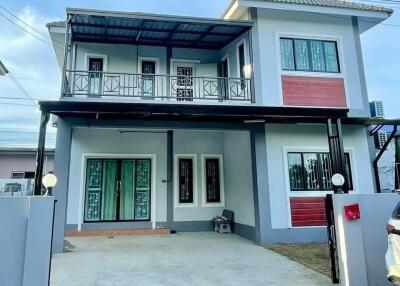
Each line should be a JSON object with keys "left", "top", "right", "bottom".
{"left": 51, "top": 232, "right": 332, "bottom": 286}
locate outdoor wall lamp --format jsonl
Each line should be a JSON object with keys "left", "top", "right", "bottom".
{"left": 42, "top": 173, "right": 58, "bottom": 196}
{"left": 332, "top": 173, "right": 345, "bottom": 194}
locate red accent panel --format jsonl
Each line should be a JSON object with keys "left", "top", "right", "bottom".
{"left": 290, "top": 197, "right": 326, "bottom": 227}
{"left": 282, "top": 75, "right": 347, "bottom": 108}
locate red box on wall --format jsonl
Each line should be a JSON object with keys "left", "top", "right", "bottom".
{"left": 344, "top": 204, "right": 360, "bottom": 221}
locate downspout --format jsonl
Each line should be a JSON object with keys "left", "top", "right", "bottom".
{"left": 373, "top": 125, "right": 397, "bottom": 193}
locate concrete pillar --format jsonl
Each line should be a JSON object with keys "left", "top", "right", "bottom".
{"left": 52, "top": 118, "right": 73, "bottom": 253}
{"left": 249, "top": 124, "right": 271, "bottom": 244}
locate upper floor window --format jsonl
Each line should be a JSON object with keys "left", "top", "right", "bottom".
{"left": 280, "top": 38, "right": 340, "bottom": 73}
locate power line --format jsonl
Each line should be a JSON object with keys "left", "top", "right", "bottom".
{"left": 0, "top": 4, "right": 65, "bottom": 46}
{"left": 0, "top": 10, "right": 64, "bottom": 50}
{"left": 7, "top": 72, "right": 38, "bottom": 105}
{"left": 0, "top": 101, "right": 37, "bottom": 107}
{"left": 0, "top": 96, "right": 47, "bottom": 101}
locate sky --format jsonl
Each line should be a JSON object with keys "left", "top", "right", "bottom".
{"left": 0, "top": 0, "right": 399, "bottom": 136}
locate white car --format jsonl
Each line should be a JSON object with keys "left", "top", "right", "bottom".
{"left": 386, "top": 202, "right": 400, "bottom": 284}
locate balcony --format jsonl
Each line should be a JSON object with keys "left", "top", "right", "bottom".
{"left": 60, "top": 8, "right": 255, "bottom": 104}
{"left": 65, "top": 70, "right": 252, "bottom": 102}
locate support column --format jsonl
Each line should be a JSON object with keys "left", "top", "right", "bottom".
{"left": 166, "top": 47, "right": 172, "bottom": 99}
{"left": 166, "top": 130, "right": 174, "bottom": 230}
{"left": 327, "top": 118, "right": 348, "bottom": 193}
{"left": 34, "top": 111, "right": 50, "bottom": 195}
{"left": 52, "top": 118, "right": 73, "bottom": 253}
{"left": 250, "top": 124, "right": 270, "bottom": 244}
{"left": 395, "top": 136, "right": 400, "bottom": 191}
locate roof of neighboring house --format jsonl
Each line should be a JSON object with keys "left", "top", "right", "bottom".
{"left": 0, "top": 129, "right": 56, "bottom": 150}
{"left": 223, "top": 0, "right": 393, "bottom": 18}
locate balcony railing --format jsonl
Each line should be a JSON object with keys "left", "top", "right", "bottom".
{"left": 64, "top": 70, "right": 253, "bottom": 102}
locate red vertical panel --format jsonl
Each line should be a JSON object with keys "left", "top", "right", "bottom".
{"left": 290, "top": 197, "right": 326, "bottom": 227}
{"left": 282, "top": 75, "right": 347, "bottom": 108}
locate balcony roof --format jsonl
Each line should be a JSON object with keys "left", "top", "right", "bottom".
{"left": 67, "top": 8, "right": 253, "bottom": 50}
{"left": 39, "top": 100, "right": 350, "bottom": 124}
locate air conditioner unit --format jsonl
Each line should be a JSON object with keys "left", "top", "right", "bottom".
{"left": 370, "top": 100, "right": 385, "bottom": 118}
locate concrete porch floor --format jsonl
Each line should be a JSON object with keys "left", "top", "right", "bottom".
{"left": 50, "top": 232, "right": 332, "bottom": 286}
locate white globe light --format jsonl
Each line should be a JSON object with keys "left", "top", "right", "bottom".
{"left": 331, "top": 173, "right": 345, "bottom": 187}
{"left": 42, "top": 173, "right": 58, "bottom": 189}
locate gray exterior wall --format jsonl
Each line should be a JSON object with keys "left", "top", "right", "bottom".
{"left": 265, "top": 123, "right": 375, "bottom": 230}
{"left": 0, "top": 196, "right": 54, "bottom": 286}
{"left": 59, "top": 121, "right": 255, "bottom": 238}
{"left": 251, "top": 8, "right": 370, "bottom": 116}
{"left": 0, "top": 151, "right": 53, "bottom": 179}
{"left": 332, "top": 193, "right": 400, "bottom": 286}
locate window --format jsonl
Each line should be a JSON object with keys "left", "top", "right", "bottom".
{"left": 378, "top": 131, "right": 388, "bottom": 149}
{"left": 178, "top": 158, "right": 194, "bottom": 204}
{"left": 280, "top": 38, "right": 340, "bottom": 73}
{"left": 11, "top": 171, "right": 35, "bottom": 179}
{"left": 202, "top": 155, "right": 224, "bottom": 206}
{"left": 11, "top": 172, "right": 24, "bottom": 179}
{"left": 287, "top": 152, "right": 353, "bottom": 191}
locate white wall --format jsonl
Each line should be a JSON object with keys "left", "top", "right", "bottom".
{"left": 253, "top": 9, "right": 369, "bottom": 116}
{"left": 173, "top": 130, "right": 225, "bottom": 221}
{"left": 223, "top": 130, "right": 255, "bottom": 226}
{"left": 67, "top": 127, "right": 168, "bottom": 226}
{"left": 265, "top": 123, "right": 375, "bottom": 229}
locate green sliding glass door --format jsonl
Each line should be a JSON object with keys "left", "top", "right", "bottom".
{"left": 84, "top": 158, "right": 151, "bottom": 222}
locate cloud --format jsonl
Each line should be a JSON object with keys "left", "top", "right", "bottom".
{"left": 0, "top": 6, "right": 61, "bottom": 129}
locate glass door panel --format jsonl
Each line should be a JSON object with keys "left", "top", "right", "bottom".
{"left": 84, "top": 158, "right": 151, "bottom": 222}
{"left": 85, "top": 159, "right": 103, "bottom": 221}
{"left": 101, "top": 160, "right": 118, "bottom": 221}
{"left": 134, "top": 159, "right": 151, "bottom": 220}
{"left": 120, "top": 160, "right": 135, "bottom": 220}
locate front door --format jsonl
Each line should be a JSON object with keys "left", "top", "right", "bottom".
{"left": 173, "top": 62, "right": 196, "bottom": 101}
{"left": 141, "top": 61, "right": 156, "bottom": 98}
{"left": 84, "top": 158, "right": 151, "bottom": 222}
{"left": 88, "top": 58, "right": 103, "bottom": 95}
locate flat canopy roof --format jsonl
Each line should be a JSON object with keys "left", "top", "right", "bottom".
{"left": 40, "top": 101, "right": 350, "bottom": 124}
{"left": 67, "top": 8, "right": 253, "bottom": 49}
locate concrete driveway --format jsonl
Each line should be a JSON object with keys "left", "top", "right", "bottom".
{"left": 51, "top": 232, "right": 332, "bottom": 286}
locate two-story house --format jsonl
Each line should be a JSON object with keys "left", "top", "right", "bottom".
{"left": 39, "top": 0, "right": 393, "bottom": 253}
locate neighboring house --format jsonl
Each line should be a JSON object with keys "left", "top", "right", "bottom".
{"left": 0, "top": 129, "right": 55, "bottom": 195}
{"left": 369, "top": 101, "right": 399, "bottom": 192}
{"left": 41, "top": 0, "right": 394, "bottom": 253}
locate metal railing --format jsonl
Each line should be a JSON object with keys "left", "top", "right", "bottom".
{"left": 0, "top": 179, "right": 34, "bottom": 196}
{"left": 64, "top": 70, "right": 253, "bottom": 102}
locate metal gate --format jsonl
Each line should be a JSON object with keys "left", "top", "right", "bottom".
{"left": 325, "top": 194, "right": 340, "bottom": 283}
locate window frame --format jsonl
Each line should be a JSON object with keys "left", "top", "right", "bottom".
{"left": 287, "top": 151, "right": 353, "bottom": 192}
{"left": 174, "top": 154, "right": 198, "bottom": 208}
{"left": 201, "top": 154, "right": 225, "bottom": 207}
{"left": 11, "top": 171, "right": 25, "bottom": 179}
{"left": 280, "top": 37, "right": 341, "bottom": 74}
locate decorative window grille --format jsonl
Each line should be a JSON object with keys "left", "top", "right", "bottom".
{"left": 288, "top": 152, "right": 353, "bottom": 191}
{"left": 205, "top": 158, "right": 221, "bottom": 203}
{"left": 378, "top": 131, "right": 388, "bottom": 149}
{"left": 178, "top": 158, "right": 194, "bottom": 204}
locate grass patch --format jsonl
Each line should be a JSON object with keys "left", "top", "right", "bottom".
{"left": 265, "top": 243, "right": 330, "bottom": 277}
